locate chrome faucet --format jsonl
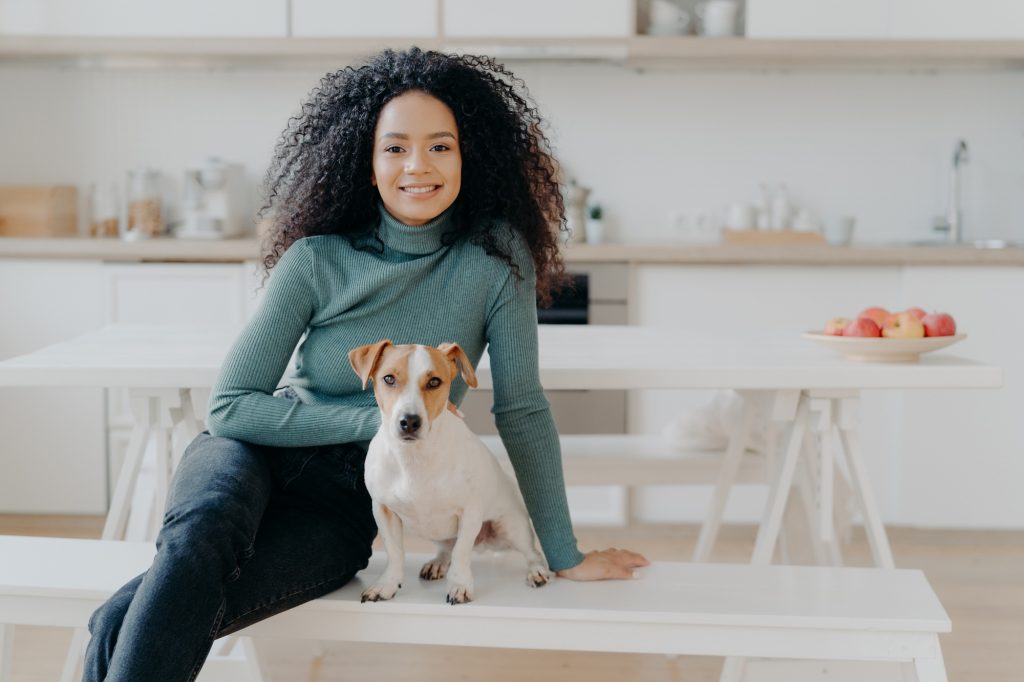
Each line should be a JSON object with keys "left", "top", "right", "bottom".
{"left": 934, "top": 139, "right": 969, "bottom": 244}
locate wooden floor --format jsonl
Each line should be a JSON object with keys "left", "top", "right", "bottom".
{"left": 2, "top": 515, "right": 1022, "bottom": 682}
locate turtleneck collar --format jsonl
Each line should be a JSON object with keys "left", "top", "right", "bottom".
{"left": 376, "top": 202, "right": 456, "bottom": 255}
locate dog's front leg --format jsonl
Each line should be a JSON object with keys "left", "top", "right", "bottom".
{"left": 446, "top": 507, "right": 484, "bottom": 605}
{"left": 361, "top": 502, "right": 405, "bottom": 602}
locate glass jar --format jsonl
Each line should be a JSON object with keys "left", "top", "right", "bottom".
{"left": 87, "top": 183, "right": 121, "bottom": 238}
{"left": 124, "top": 168, "right": 163, "bottom": 240}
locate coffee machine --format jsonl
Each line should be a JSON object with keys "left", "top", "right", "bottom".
{"left": 178, "top": 158, "right": 246, "bottom": 239}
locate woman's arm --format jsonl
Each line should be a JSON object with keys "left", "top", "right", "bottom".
{"left": 206, "top": 240, "right": 380, "bottom": 447}
{"left": 486, "top": 233, "right": 648, "bottom": 578}
{"left": 485, "top": 252, "right": 582, "bottom": 571}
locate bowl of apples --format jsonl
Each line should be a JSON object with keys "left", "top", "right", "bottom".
{"left": 804, "top": 307, "right": 965, "bottom": 362}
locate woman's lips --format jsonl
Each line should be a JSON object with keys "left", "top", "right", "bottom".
{"left": 400, "top": 184, "right": 441, "bottom": 198}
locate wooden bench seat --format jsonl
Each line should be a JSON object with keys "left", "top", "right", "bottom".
{"left": 0, "top": 535, "right": 951, "bottom": 681}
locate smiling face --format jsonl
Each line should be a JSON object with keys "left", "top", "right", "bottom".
{"left": 371, "top": 91, "right": 462, "bottom": 226}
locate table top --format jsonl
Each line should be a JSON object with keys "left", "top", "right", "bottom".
{"left": 0, "top": 323, "right": 1002, "bottom": 391}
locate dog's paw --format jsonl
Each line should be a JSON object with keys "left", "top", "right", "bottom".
{"left": 419, "top": 558, "right": 449, "bottom": 581}
{"left": 361, "top": 582, "right": 401, "bottom": 603}
{"left": 526, "top": 565, "right": 550, "bottom": 588}
{"left": 445, "top": 583, "right": 473, "bottom": 605}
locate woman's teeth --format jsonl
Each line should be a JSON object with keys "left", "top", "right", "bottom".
{"left": 401, "top": 185, "right": 439, "bottom": 194}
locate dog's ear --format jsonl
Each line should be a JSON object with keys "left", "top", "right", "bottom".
{"left": 348, "top": 340, "right": 393, "bottom": 390}
{"left": 437, "top": 342, "right": 477, "bottom": 389}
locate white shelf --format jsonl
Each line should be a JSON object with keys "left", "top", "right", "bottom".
{"left": 1, "top": 35, "right": 1023, "bottom": 70}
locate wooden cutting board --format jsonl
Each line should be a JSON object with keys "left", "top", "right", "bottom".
{"left": 722, "top": 228, "right": 826, "bottom": 245}
{"left": 0, "top": 186, "right": 78, "bottom": 237}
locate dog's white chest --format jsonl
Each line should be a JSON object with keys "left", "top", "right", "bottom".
{"left": 364, "top": 438, "right": 472, "bottom": 541}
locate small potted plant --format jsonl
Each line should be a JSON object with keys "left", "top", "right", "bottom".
{"left": 585, "top": 203, "right": 604, "bottom": 244}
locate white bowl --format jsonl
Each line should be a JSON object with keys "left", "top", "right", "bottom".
{"left": 802, "top": 331, "right": 966, "bottom": 363}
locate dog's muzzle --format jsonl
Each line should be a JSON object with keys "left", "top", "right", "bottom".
{"left": 398, "top": 412, "right": 422, "bottom": 440}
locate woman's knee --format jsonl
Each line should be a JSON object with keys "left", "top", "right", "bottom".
{"left": 158, "top": 435, "right": 273, "bottom": 573}
{"left": 86, "top": 575, "right": 140, "bottom": 656}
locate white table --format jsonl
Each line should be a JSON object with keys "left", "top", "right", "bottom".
{"left": 0, "top": 323, "right": 1001, "bottom": 568}
{"left": 0, "top": 323, "right": 999, "bottom": 682}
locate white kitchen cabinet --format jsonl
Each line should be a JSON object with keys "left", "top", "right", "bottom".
{"left": 747, "top": 0, "right": 1024, "bottom": 39}
{"left": 442, "top": 0, "right": 635, "bottom": 38}
{"left": 897, "top": 266, "right": 1024, "bottom": 527}
{"left": 291, "top": 0, "right": 437, "bottom": 38}
{"left": 0, "top": 259, "right": 106, "bottom": 514}
{"left": 0, "top": 0, "right": 288, "bottom": 37}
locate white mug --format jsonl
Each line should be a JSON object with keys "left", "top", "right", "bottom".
{"left": 726, "top": 202, "right": 756, "bottom": 230}
{"left": 696, "top": 0, "right": 740, "bottom": 37}
{"left": 647, "top": 0, "right": 691, "bottom": 35}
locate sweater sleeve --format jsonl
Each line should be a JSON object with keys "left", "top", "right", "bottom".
{"left": 485, "top": 238, "right": 584, "bottom": 572}
{"left": 206, "top": 240, "right": 381, "bottom": 447}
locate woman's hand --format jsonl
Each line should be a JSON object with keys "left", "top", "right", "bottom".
{"left": 447, "top": 401, "right": 464, "bottom": 418}
{"left": 555, "top": 548, "right": 650, "bottom": 581}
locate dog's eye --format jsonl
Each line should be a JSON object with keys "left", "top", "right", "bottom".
{"left": 427, "top": 377, "right": 442, "bottom": 389}
{"left": 382, "top": 375, "right": 396, "bottom": 386}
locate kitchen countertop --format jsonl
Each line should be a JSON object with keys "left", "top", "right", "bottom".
{"left": 2, "top": 236, "right": 1024, "bottom": 266}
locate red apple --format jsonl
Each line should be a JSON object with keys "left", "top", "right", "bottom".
{"left": 824, "top": 317, "right": 850, "bottom": 335}
{"left": 921, "top": 312, "right": 957, "bottom": 337}
{"left": 882, "top": 312, "right": 925, "bottom": 339}
{"left": 903, "top": 307, "right": 927, "bottom": 321}
{"left": 857, "top": 307, "right": 890, "bottom": 327}
{"left": 844, "top": 317, "right": 882, "bottom": 337}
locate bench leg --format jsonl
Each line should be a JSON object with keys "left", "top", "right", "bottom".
{"left": 1, "top": 624, "right": 14, "bottom": 682}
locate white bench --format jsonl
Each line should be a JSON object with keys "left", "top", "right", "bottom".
{"left": 0, "top": 535, "right": 951, "bottom": 681}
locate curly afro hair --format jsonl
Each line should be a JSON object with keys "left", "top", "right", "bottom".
{"left": 258, "top": 47, "right": 572, "bottom": 307}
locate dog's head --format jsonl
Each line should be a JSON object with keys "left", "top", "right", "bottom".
{"left": 348, "top": 340, "right": 477, "bottom": 442}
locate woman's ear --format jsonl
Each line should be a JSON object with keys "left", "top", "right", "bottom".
{"left": 348, "top": 340, "right": 392, "bottom": 389}
{"left": 370, "top": 172, "right": 377, "bottom": 187}
{"left": 438, "top": 342, "right": 477, "bottom": 389}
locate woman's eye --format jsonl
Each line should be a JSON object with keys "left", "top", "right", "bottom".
{"left": 430, "top": 144, "right": 450, "bottom": 152}
{"left": 383, "top": 375, "right": 396, "bottom": 385}
{"left": 427, "top": 377, "right": 442, "bottom": 389}
{"left": 383, "top": 145, "right": 404, "bottom": 154}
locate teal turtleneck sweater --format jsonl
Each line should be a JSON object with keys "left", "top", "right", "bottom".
{"left": 207, "top": 204, "right": 584, "bottom": 571}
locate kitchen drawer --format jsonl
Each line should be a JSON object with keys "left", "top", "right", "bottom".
{"left": 443, "top": 0, "right": 634, "bottom": 38}
{"left": 291, "top": 0, "right": 437, "bottom": 38}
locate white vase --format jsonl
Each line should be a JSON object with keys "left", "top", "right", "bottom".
{"left": 585, "top": 218, "right": 604, "bottom": 245}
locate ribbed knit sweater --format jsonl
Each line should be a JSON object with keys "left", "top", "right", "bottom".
{"left": 207, "top": 203, "right": 584, "bottom": 571}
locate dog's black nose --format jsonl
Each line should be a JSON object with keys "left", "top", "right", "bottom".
{"left": 399, "top": 413, "right": 422, "bottom": 435}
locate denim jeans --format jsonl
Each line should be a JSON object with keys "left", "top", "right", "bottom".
{"left": 83, "top": 427, "right": 377, "bottom": 682}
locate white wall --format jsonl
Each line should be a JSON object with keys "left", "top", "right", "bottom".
{"left": 2, "top": 61, "right": 1022, "bottom": 244}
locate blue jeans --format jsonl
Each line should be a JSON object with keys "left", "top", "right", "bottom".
{"left": 83, "top": 430, "right": 377, "bottom": 681}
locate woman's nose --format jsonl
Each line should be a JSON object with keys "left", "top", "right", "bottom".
{"left": 404, "top": 149, "right": 430, "bottom": 173}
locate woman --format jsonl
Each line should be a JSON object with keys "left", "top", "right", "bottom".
{"left": 84, "top": 47, "right": 648, "bottom": 681}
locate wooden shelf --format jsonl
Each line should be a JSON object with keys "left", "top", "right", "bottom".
{"left": 1, "top": 35, "right": 1024, "bottom": 70}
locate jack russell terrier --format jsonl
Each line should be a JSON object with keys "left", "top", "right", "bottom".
{"left": 348, "top": 339, "right": 550, "bottom": 605}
